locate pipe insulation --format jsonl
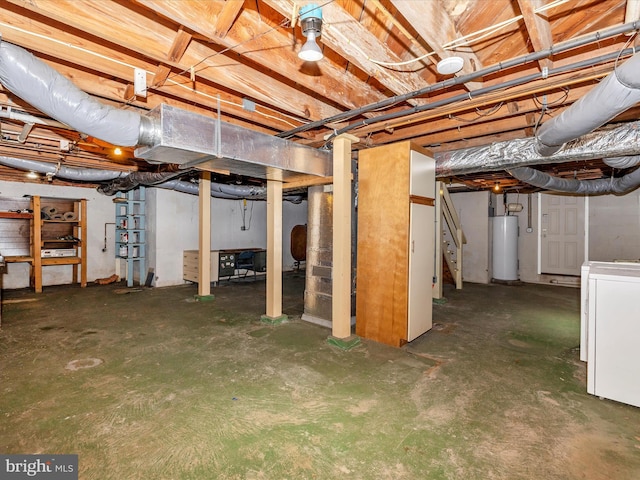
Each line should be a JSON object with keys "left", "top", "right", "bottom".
{"left": 0, "top": 40, "right": 151, "bottom": 147}
{"left": 507, "top": 166, "right": 640, "bottom": 194}
{"left": 0, "top": 155, "right": 301, "bottom": 201}
{"left": 603, "top": 155, "right": 640, "bottom": 169}
{"left": 435, "top": 120, "right": 640, "bottom": 176}
{"left": 0, "top": 155, "right": 127, "bottom": 181}
{"left": 536, "top": 51, "right": 640, "bottom": 156}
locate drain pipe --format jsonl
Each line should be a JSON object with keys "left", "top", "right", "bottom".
{"left": 0, "top": 40, "right": 154, "bottom": 147}
{"left": 536, "top": 50, "right": 640, "bottom": 156}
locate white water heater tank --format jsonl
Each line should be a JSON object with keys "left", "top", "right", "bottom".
{"left": 492, "top": 215, "right": 518, "bottom": 281}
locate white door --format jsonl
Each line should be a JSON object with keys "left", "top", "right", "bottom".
{"left": 408, "top": 202, "right": 433, "bottom": 341}
{"left": 540, "top": 194, "right": 585, "bottom": 275}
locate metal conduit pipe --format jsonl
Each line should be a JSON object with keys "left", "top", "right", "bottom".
{"left": 279, "top": 21, "right": 640, "bottom": 139}
{"left": 0, "top": 106, "right": 68, "bottom": 129}
{"left": 536, "top": 51, "right": 640, "bottom": 156}
{"left": 328, "top": 48, "right": 638, "bottom": 143}
{"left": 507, "top": 166, "right": 640, "bottom": 195}
{"left": 0, "top": 40, "right": 152, "bottom": 147}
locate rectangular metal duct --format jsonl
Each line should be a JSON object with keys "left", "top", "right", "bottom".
{"left": 135, "top": 104, "right": 331, "bottom": 180}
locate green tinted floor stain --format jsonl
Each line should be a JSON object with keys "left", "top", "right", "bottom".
{"left": 0, "top": 275, "right": 639, "bottom": 479}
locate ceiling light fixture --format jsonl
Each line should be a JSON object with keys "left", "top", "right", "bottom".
{"left": 436, "top": 56, "right": 464, "bottom": 75}
{"left": 113, "top": 147, "right": 122, "bottom": 155}
{"left": 298, "top": 4, "right": 323, "bottom": 62}
{"left": 493, "top": 181, "right": 501, "bottom": 192}
{"left": 26, "top": 171, "right": 39, "bottom": 179}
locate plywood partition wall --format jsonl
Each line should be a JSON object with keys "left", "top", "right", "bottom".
{"left": 356, "top": 141, "right": 435, "bottom": 347}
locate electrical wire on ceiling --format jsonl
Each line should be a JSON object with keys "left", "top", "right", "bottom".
{"left": 0, "top": 20, "right": 310, "bottom": 129}
{"left": 448, "top": 102, "right": 504, "bottom": 123}
{"left": 280, "top": 21, "right": 640, "bottom": 141}
{"left": 320, "top": 46, "right": 640, "bottom": 148}
{"left": 358, "top": 0, "right": 571, "bottom": 69}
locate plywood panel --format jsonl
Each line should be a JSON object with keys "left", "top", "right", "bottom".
{"left": 356, "top": 141, "right": 411, "bottom": 346}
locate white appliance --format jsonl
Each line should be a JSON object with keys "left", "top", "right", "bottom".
{"left": 492, "top": 215, "right": 518, "bottom": 281}
{"left": 582, "top": 261, "right": 640, "bottom": 408}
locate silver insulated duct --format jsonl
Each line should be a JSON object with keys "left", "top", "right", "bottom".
{"left": 0, "top": 41, "right": 151, "bottom": 147}
{"left": 536, "top": 51, "right": 640, "bottom": 156}
{"left": 0, "top": 40, "right": 331, "bottom": 181}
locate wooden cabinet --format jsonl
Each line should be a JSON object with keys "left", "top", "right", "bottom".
{"left": 31, "top": 196, "right": 87, "bottom": 292}
{"left": 183, "top": 250, "right": 220, "bottom": 284}
{"left": 356, "top": 141, "right": 435, "bottom": 347}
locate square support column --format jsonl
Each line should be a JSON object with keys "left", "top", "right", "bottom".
{"left": 331, "top": 134, "right": 359, "bottom": 344}
{"left": 196, "top": 171, "right": 213, "bottom": 301}
{"left": 262, "top": 179, "right": 287, "bottom": 324}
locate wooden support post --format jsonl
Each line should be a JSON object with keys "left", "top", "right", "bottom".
{"left": 32, "top": 195, "right": 42, "bottom": 293}
{"left": 331, "top": 134, "right": 359, "bottom": 342}
{"left": 262, "top": 179, "right": 287, "bottom": 324}
{"left": 79, "top": 199, "right": 87, "bottom": 287}
{"left": 197, "top": 171, "right": 213, "bottom": 300}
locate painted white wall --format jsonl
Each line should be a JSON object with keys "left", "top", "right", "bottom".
{"left": 147, "top": 188, "right": 307, "bottom": 287}
{"left": 0, "top": 180, "right": 116, "bottom": 289}
{"left": 450, "top": 191, "right": 491, "bottom": 284}
{"left": 2, "top": 180, "right": 308, "bottom": 290}
{"left": 589, "top": 190, "right": 640, "bottom": 262}
{"left": 450, "top": 190, "right": 640, "bottom": 286}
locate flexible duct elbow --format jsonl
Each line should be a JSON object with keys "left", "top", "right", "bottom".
{"left": 536, "top": 51, "right": 640, "bottom": 156}
{"left": 508, "top": 166, "right": 640, "bottom": 195}
{"left": 0, "top": 40, "right": 150, "bottom": 147}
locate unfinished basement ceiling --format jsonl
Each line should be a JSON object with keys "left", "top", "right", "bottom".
{"left": 0, "top": 0, "right": 638, "bottom": 192}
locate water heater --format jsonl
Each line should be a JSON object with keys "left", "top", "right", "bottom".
{"left": 492, "top": 215, "right": 518, "bottom": 281}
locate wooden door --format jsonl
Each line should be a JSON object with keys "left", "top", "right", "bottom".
{"left": 540, "top": 194, "right": 585, "bottom": 275}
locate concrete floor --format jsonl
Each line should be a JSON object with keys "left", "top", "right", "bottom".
{"left": 0, "top": 273, "right": 639, "bottom": 479}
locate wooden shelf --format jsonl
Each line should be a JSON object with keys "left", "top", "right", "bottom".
{"left": 4, "top": 255, "right": 34, "bottom": 263}
{"left": 32, "top": 196, "right": 87, "bottom": 292}
{"left": 41, "top": 256, "right": 82, "bottom": 266}
{"left": 0, "top": 211, "right": 33, "bottom": 219}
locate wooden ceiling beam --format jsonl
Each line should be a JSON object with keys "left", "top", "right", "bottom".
{"left": 263, "top": 0, "right": 430, "bottom": 102}
{"left": 135, "top": 0, "right": 391, "bottom": 111}
{"left": 4, "top": 0, "right": 342, "bottom": 122}
{"left": 366, "top": 83, "right": 596, "bottom": 146}
{"left": 517, "top": 0, "right": 553, "bottom": 71}
{"left": 390, "top": 0, "right": 484, "bottom": 88}
{"left": 0, "top": 5, "right": 307, "bottom": 133}
{"left": 214, "top": 0, "right": 245, "bottom": 38}
{"left": 167, "top": 27, "right": 193, "bottom": 63}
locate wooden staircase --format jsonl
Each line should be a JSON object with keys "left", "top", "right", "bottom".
{"left": 433, "top": 181, "right": 466, "bottom": 299}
